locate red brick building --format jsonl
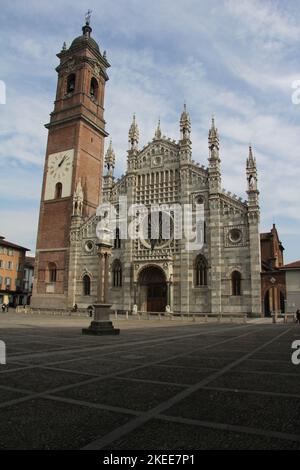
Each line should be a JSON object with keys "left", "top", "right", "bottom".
{"left": 260, "top": 224, "right": 286, "bottom": 316}
{"left": 31, "top": 17, "right": 110, "bottom": 309}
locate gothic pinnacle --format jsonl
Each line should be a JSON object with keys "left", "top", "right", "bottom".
{"left": 247, "top": 145, "right": 256, "bottom": 168}
{"left": 105, "top": 139, "right": 115, "bottom": 170}
{"left": 208, "top": 115, "right": 219, "bottom": 150}
{"left": 154, "top": 118, "right": 162, "bottom": 139}
{"left": 128, "top": 113, "right": 139, "bottom": 149}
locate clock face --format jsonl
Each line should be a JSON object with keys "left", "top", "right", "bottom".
{"left": 48, "top": 152, "right": 72, "bottom": 180}
{"left": 44, "top": 149, "right": 74, "bottom": 200}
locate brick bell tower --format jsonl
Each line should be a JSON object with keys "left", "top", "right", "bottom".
{"left": 32, "top": 15, "right": 110, "bottom": 309}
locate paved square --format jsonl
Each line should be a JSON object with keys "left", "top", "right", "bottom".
{"left": 0, "top": 313, "right": 300, "bottom": 450}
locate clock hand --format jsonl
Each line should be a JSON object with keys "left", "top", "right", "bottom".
{"left": 58, "top": 155, "right": 67, "bottom": 168}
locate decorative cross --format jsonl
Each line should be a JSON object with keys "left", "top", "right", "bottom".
{"left": 85, "top": 9, "right": 92, "bottom": 25}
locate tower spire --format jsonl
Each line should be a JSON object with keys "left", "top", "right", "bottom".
{"left": 208, "top": 115, "right": 219, "bottom": 155}
{"left": 208, "top": 116, "right": 221, "bottom": 194}
{"left": 105, "top": 139, "right": 115, "bottom": 175}
{"left": 179, "top": 103, "right": 192, "bottom": 161}
{"left": 128, "top": 113, "right": 139, "bottom": 150}
{"left": 154, "top": 118, "right": 162, "bottom": 140}
{"left": 247, "top": 144, "right": 256, "bottom": 167}
{"left": 246, "top": 145, "right": 258, "bottom": 194}
{"left": 180, "top": 103, "right": 191, "bottom": 140}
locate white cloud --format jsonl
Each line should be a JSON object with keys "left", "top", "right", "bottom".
{"left": 226, "top": 0, "right": 300, "bottom": 42}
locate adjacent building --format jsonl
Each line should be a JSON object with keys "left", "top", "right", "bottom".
{"left": 23, "top": 256, "right": 35, "bottom": 305}
{"left": 281, "top": 260, "right": 300, "bottom": 313}
{"left": 0, "top": 236, "right": 30, "bottom": 306}
{"left": 260, "top": 224, "right": 286, "bottom": 316}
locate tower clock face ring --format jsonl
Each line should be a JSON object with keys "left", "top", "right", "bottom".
{"left": 44, "top": 149, "right": 74, "bottom": 201}
{"left": 49, "top": 154, "right": 70, "bottom": 179}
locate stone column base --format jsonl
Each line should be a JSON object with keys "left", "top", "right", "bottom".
{"left": 82, "top": 303, "right": 120, "bottom": 336}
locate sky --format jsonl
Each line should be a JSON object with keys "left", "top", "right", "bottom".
{"left": 0, "top": 0, "right": 299, "bottom": 262}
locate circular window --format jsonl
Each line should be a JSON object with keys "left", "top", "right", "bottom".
{"left": 84, "top": 240, "right": 94, "bottom": 253}
{"left": 229, "top": 229, "right": 242, "bottom": 243}
{"left": 196, "top": 195, "right": 205, "bottom": 205}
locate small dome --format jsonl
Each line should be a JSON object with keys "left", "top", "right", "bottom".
{"left": 70, "top": 23, "right": 100, "bottom": 53}
{"left": 70, "top": 34, "right": 100, "bottom": 53}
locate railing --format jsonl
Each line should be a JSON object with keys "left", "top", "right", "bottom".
{"left": 15, "top": 307, "right": 88, "bottom": 317}
{"left": 14, "top": 307, "right": 247, "bottom": 323}
{"left": 271, "top": 312, "right": 296, "bottom": 323}
{"left": 115, "top": 310, "right": 247, "bottom": 323}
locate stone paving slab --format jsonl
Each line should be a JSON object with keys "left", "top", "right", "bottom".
{"left": 0, "top": 398, "right": 131, "bottom": 450}
{"left": 209, "top": 370, "right": 300, "bottom": 395}
{"left": 118, "top": 364, "right": 217, "bottom": 385}
{"left": 168, "top": 355, "right": 241, "bottom": 369}
{"left": 251, "top": 351, "right": 293, "bottom": 360}
{"left": 104, "top": 418, "right": 300, "bottom": 450}
{"left": 233, "top": 358, "right": 300, "bottom": 374}
{"left": 49, "top": 357, "right": 142, "bottom": 375}
{"left": 0, "top": 387, "right": 29, "bottom": 402}
{"left": 52, "top": 377, "right": 184, "bottom": 411}
{"left": 0, "top": 367, "right": 91, "bottom": 393}
{"left": 162, "top": 351, "right": 243, "bottom": 364}
{"left": 166, "top": 388, "right": 300, "bottom": 434}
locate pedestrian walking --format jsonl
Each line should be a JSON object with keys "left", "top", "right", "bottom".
{"left": 296, "top": 309, "right": 300, "bottom": 324}
{"left": 88, "top": 305, "right": 94, "bottom": 318}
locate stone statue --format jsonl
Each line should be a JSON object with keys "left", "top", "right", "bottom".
{"left": 96, "top": 211, "right": 113, "bottom": 245}
{"left": 165, "top": 304, "right": 171, "bottom": 315}
{"left": 249, "top": 175, "right": 257, "bottom": 190}
{"left": 132, "top": 304, "right": 138, "bottom": 315}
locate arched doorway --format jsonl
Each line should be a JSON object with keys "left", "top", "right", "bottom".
{"left": 138, "top": 266, "right": 167, "bottom": 312}
{"left": 264, "top": 288, "right": 286, "bottom": 316}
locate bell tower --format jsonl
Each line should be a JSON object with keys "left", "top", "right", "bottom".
{"left": 32, "top": 15, "right": 110, "bottom": 309}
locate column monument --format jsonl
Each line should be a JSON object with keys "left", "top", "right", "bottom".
{"left": 82, "top": 219, "right": 120, "bottom": 335}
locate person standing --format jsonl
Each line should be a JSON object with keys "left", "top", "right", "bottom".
{"left": 88, "top": 305, "right": 94, "bottom": 318}
{"left": 296, "top": 309, "right": 300, "bottom": 324}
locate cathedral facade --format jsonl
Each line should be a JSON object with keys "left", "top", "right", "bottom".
{"left": 32, "top": 20, "right": 262, "bottom": 316}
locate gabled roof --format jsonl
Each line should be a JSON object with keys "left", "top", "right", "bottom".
{"left": 0, "top": 236, "right": 30, "bottom": 252}
{"left": 281, "top": 260, "right": 300, "bottom": 270}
